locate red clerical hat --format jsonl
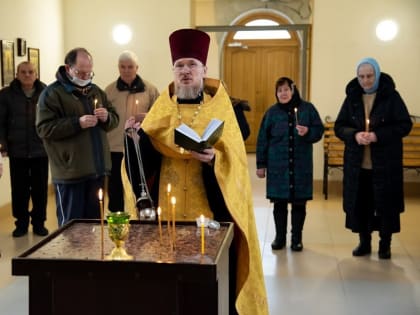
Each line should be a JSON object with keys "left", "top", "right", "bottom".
{"left": 169, "top": 29, "right": 210, "bottom": 65}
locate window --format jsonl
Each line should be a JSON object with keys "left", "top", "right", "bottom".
{"left": 233, "top": 19, "right": 291, "bottom": 40}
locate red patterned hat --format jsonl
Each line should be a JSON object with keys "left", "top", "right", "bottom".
{"left": 169, "top": 29, "right": 210, "bottom": 65}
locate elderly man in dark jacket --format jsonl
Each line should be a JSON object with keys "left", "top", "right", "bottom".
{"left": 334, "top": 57, "right": 412, "bottom": 259}
{"left": 0, "top": 61, "right": 49, "bottom": 237}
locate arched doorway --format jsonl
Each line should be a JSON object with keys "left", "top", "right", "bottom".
{"left": 222, "top": 12, "right": 303, "bottom": 152}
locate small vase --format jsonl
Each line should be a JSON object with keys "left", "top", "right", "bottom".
{"left": 106, "top": 211, "right": 133, "bottom": 260}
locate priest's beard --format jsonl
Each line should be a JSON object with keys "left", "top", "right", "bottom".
{"left": 175, "top": 81, "right": 203, "bottom": 99}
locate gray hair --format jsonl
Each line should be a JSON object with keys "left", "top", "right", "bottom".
{"left": 118, "top": 50, "right": 139, "bottom": 65}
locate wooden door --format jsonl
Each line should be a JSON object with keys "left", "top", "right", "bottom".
{"left": 221, "top": 11, "right": 302, "bottom": 152}
{"left": 224, "top": 41, "right": 300, "bottom": 152}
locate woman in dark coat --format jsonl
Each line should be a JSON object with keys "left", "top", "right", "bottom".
{"left": 256, "top": 77, "right": 324, "bottom": 251}
{"left": 334, "top": 57, "right": 412, "bottom": 259}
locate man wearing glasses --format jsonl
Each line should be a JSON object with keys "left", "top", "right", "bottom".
{"left": 36, "top": 47, "right": 119, "bottom": 227}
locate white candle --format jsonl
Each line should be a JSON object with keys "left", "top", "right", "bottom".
{"left": 98, "top": 188, "right": 104, "bottom": 260}
{"left": 157, "top": 207, "right": 163, "bottom": 243}
{"left": 171, "top": 197, "right": 176, "bottom": 249}
{"left": 200, "top": 214, "right": 205, "bottom": 255}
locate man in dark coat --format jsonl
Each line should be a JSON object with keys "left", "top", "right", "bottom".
{"left": 0, "top": 61, "right": 49, "bottom": 237}
{"left": 37, "top": 48, "right": 119, "bottom": 227}
{"left": 334, "top": 57, "right": 412, "bottom": 259}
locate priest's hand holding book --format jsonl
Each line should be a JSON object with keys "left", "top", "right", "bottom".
{"left": 190, "top": 148, "right": 215, "bottom": 165}
{"left": 174, "top": 118, "right": 224, "bottom": 165}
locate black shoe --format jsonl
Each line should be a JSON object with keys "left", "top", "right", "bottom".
{"left": 271, "top": 238, "right": 286, "bottom": 250}
{"left": 378, "top": 241, "right": 391, "bottom": 259}
{"left": 291, "top": 242, "right": 303, "bottom": 252}
{"left": 12, "top": 227, "right": 28, "bottom": 237}
{"left": 33, "top": 226, "right": 49, "bottom": 236}
{"left": 378, "top": 249, "right": 391, "bottom": 259}
{"left": 352, "top": 243, "right": 371, "bottom": 256}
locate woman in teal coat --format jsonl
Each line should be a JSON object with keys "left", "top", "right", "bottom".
{"left": 256, "top": 77, "right": 323, "bottom": 251}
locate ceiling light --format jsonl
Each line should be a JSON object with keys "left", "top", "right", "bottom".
{"left": 376, "top": 20, "right": 398, "bottom": 42}
{"left": 112, "top": 24, "right": 132, "bottom": 45}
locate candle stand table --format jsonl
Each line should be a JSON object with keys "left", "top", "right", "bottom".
{"left": 12, "top": 219, "right": 233, "bottom": 315}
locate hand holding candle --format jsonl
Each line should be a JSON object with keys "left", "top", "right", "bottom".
{"left": 200, "top": 214, "right": 205, "bottom": 255}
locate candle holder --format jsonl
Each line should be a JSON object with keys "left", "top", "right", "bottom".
{"left": 106, "top": 211, "right": 133, "bottom": 260}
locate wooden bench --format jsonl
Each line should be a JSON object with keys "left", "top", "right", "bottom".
{"left": 322, "top": 116, "right": 420, "bottom": 199}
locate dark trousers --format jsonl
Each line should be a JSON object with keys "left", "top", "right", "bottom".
{"left": 9, "top": 157, "right": 49, "bottom": 229}
{"left": 108, "top": 152, "right": 124, "bottom": 212}
{"left": 55, "top": 177, "right": 104, "bottom": 226}
{"left": 274, "top": 200, "right": 306, "bottom": 240}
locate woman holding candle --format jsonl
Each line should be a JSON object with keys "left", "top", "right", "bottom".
{"left": 334, "top": 57, "right": 412, "bottom": 259}
{"left": 256, "top": 77, "right": 324, "bottom": 251}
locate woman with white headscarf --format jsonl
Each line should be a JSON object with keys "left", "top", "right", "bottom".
{"left": 334, "top": 57, "right": 412, "bottom": 259}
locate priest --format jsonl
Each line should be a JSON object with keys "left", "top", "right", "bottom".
{"left": 123, "top": 28, "right": 268, "bottom": 315}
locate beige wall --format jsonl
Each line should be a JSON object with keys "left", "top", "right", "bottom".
{"left": 62, "top": 0, "right": 191, "bottom": 91}
{"left": 311, "top": 0, "right": 420, "bottom": 181}
{"left": 1, "top": 0, "right": 419, "bottom": 206}
{"left": 193, "top": 0, "right": 420, "bottom": 181}
{"left": 0, "top": 0, "right": 64, "bottom": 84}
{"left": 0, "top": 0, "right": 192, "bottom": 207}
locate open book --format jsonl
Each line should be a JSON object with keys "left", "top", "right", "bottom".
{"left": 174, "top": 118, "right": 224, "bottom": 152}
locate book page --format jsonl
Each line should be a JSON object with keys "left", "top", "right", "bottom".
{"left": 202, "top": 119, "right": 223, "bottom": 141}
{"left": 176, "top": 123, "right": 201, "bottom": 142}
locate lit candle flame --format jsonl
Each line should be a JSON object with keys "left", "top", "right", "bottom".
{"left": 98, "top": 188, "right": 103, "bottom": 201}
{"left": 171, "top": 196, "right": 176, "bottom": 205}
{"left": 94, "top": 98, "right": 98, "bottom": 109}
{"left": 167, "top": 183, "right": 171, "bottom": 193}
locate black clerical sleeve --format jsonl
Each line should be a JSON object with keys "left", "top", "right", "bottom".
{"left": 124, "top": 129, "right": 161, "bottom": 204}
{"left": 233, "top": 105, "right": 250, "bottom": 141}
{"left": 202, "top": 163, "right": 232, "bottom": 222}
{"left": 138, "top": 129, "right": 162, "bottom": 205}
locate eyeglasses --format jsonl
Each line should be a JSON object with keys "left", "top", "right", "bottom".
{"left": 173, "top": 61, "right": 203, "bottom": 73}
{"left": 71, "top": 67, "right": 95, "bottom": 79}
